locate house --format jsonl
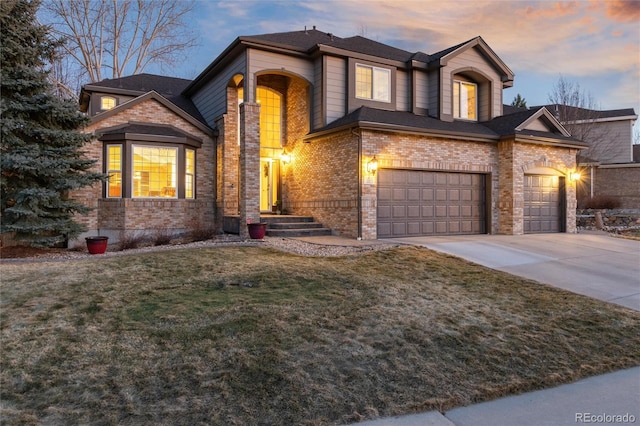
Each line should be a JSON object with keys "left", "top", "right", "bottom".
{"left": 73, "top": 28, "right": 589, "bottom": 243}
{"left": 537, "top": 105, "right": 638, "bottom": 208}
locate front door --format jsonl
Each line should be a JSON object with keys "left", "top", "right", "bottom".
{"left": 260, "top": 158, "right": 278, "bottom": 212}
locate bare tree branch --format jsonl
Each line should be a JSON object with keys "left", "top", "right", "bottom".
{"left": 41, "top": 0, "right": 197, "bottom": 86}
{"left": 548, "top": 76, "right": 620, "bottom": 163}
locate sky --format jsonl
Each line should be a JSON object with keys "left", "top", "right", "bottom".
{"left": 164, "top": 0, "right": 639, "bottom": 122}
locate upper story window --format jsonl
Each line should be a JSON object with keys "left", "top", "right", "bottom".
{"left": 356, "top": 64, "right": 390, "bottom": 103}
{"left": 100, "top": 96, "right": 117, "bottom": 111}
{"left": 257, "top": 86, "right": 282, "bottom": 149}
{"left": 453, "top": 80, "right": 477, "bottom": 121}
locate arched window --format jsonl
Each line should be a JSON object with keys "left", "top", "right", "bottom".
{"left": 256, "top": 86, "right": 282, "bottom": 149}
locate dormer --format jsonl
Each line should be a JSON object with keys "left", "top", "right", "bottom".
{"left": 430, "top": 37, "right": 514, "bottom": 122}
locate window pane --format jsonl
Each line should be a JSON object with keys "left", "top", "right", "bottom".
{"left": 185, "top": 149, "right": 195, "bottom": 199}
{"left": 101, "top": 96, "right": 116, "bottom": 110}
{"left": 453, "top": 80, "right": 477, "bottom": 120}
{"left": 356, "top": 65, "right": 372, "bottom": 99}
{"left": 257, "top": 87, "right": 282, "bottom": 149}
{"left": 464, "top": 82, "right": 476, "bottom": 120}
{"left": 132, "top": 146, "right": 177, "bottom": 198}
{"left": 373, "top": 68, "right": 390, "bottom": 102}
{"left": 106, "top": 145, "right": 122, "bottom": 198}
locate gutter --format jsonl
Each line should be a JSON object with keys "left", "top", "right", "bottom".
{"left": 352, "top": 127, "right": 363, "bottom": 240}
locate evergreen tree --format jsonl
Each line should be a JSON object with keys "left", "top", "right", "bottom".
{"left": 1, "top": 0, "right": 104, "bottom": 247}
{"left": 511, "top": 94, "right": 527, "bottom": 108}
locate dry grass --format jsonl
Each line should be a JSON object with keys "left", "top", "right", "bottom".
{"left": 1, "top": 246, "right": 639, "bottom": 425}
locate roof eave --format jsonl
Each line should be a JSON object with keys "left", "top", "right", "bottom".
{"left": 512, "top": 133, "right": 589, "bottom": 149}
{"left": 89, "top": 91, "right": 213, "bottom": 135}
{"left": 305, "top": 121, "right": 497, "bottom": 143}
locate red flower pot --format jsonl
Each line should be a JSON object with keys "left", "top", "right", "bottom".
{"left": 247, "top": 223, "right": 267, "bottom": 239}
{"left": 86, "top": 236, "right": 109, "bottom": 254}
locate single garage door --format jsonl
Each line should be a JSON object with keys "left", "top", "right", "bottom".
{"left": 377, "top": 169, "right": 486, "bottom": 238}
{"left": 523, "top": 175, "right": 565, "bottom": 233}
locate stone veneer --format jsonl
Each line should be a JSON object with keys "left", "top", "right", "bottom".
{"left": 70, "top": 98, "right": 216, "bottom": 244}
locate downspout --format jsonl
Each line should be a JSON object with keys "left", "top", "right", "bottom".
{"left": 352, "top": 127, "right": 362, "bottom": 240}
{"left": 590, "top": 166, "right": 595, "bottom": 199}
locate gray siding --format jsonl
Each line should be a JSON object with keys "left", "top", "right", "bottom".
{"left": 578, "top": 119, "right": 635, "bottom": 163}
{"left": 313, "top": 57, "right": 323, "bottom": 130}
{"left": 414, "top": 70, "right": 429, "bottom": 112}
{"left": 247, "top": 49, "right": 314, "bottom": 101}
{"left": 325, "top": 56, "right": 346, "bottom": 125}
{"left": 396, "top": 70, "right": 410, "bottom": 112}
{"left": 427, "top": 69, "right": 439, "bottom": 117}
{"left": 443, "top": 47, "right": 503, "bottom": 120}
{"left": 191, "top": 53, "right": 246, "bottom": 126}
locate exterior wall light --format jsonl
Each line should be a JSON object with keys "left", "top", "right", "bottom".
{"left": 570, "top": 171, "right": 581, "bottom": 182}
{"left": 281, "top": 152, "right": 291, "bottom": 164}
{"left": 367, "top": 156, "right": 378, "bottom": 175}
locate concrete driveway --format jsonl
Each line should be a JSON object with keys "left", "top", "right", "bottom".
{"left": 388, "top": 231, "right": 640, "bottom": 311}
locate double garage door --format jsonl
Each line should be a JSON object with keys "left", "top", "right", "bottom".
{"left": 377, "top": 170, "right": 564, "bottom": 238}
{"left": 377, "top": 170, "right": 486, "bottom": 238}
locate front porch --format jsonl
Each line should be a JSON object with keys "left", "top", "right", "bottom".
{"left": 222, "top": 215, "right": 332, "bottom": 238}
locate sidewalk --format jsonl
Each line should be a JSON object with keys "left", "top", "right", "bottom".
{"left": 351, "top": 366, "right": 640, "bottom": 425}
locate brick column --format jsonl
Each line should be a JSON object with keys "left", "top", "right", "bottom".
{"left": 497, "top": 139, "right": 523, "bottom": 235}
{"left": 239, "top": 102, "right": 261, "bottom": 238}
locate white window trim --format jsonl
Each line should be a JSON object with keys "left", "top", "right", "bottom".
{"left": 453, "top": 80, "right": 478, "bottom": 121}
{"left": 356, "top": 64, "right": 391, "bottom": 103}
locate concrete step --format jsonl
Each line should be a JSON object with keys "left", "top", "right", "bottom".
{"left": 266, "top": 227, "right": 333, "bottom": 237}
{"left": 268, "top": 221, "right": 324, "bottom": 230}
{"left": 260, "top": 215, "right": 315, "bottom": 224}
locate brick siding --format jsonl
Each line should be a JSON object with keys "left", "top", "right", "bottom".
{"left": 70, "top": 98, "right": 216, "bottom": 244}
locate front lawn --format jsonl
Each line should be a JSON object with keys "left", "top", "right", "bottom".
{"left": 1, "top": 246, "right": 639, "bottom": 425}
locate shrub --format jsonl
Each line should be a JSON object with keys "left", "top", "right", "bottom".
{"left": 188, "top": 225, "right": 216, "bottom": 242}
{"left": 152, "top": 229, "right": 174, "bottom": 246}
{"left": 118, "top": 231, "right": 147, "bottom": 251}
{"left": 583, "top": 195, "right": 621, "bottom": 210}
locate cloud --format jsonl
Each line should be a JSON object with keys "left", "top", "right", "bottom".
{"left": 599, "top": 0, "right": 640, "bottom": 23}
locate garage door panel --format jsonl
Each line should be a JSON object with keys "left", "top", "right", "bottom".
{"left": 407, "top": 222, "right": 421, "bottom": 234}
{"left": 378, "top": 169, "right": 486, "bottom": 238}
{"left": 392, "top": 205, "right": 406, "bottom": 218}
{"left": 407, "top": 205, "right": 421, "bottom": 218}
{"left": 407, "top": 188, "right": 421, "bottom": 201}
{"left": 524, "top": 175, "right": 563, "bottom": 234}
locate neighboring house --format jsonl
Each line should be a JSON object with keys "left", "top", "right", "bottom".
{"left": 73, "top": 28, "right": 588, "bottom": 243}
{"left": 538, "top": 104, "right": 638, "bottom": 208}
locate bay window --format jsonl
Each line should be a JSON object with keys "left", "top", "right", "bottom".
{"left": 132, "top": 146, "right": 177, "bottom": 198}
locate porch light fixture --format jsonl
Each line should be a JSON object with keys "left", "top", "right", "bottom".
{"left": 367, "top": 156, "right": 378, "bottom": 175}
{"left": 281, "top": 152, "right": 291, "bottom": 164}
{"left": 570, "top": 171, "right": 581, "bottom": 182}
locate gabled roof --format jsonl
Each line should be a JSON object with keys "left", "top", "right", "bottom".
{"left": 535, "top": 104, "right": 638, "bottom": 122}
{"left": 186, "top": 29, "right": 514, "bottom": 94}
{"left": 88, "top": 91, "right": 213, "bottom": 136}
{"left": 239, "top": 29, "right": 414, "bottom": 62}
{"left": 307, "top": 106, "right": 586, "bottom": 148}
{"left": 430, "top": 36, "right": 514, "bottom": 86}
{"left": 80, "top": 74, "right": 207, "bottom": 126}
{"left": 82, "top": 73, "right": 191, "bottom": 96}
